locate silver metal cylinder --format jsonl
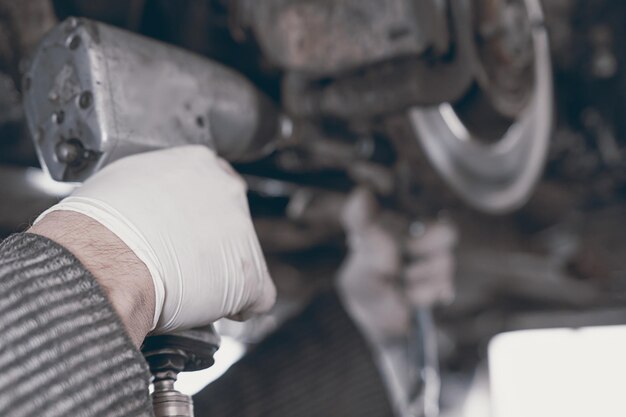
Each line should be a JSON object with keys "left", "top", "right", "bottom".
{"left": 151, "top": 379, "right": 194, "bottom": 417}
{"left": 23, "top": 17, "right": 283, "bottom": 182}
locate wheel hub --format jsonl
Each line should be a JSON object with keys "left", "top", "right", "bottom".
{"left": 409, "top": 0, "right": 553, "bottom": 213}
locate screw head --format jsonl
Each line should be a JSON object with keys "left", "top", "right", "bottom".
{"left": 56, "top": 139, "right": 84, "bottom": 166}
{"left": 67, "top": 35, "right": 81, "bottom": 50}
{"left": 79, "top": 91, "right": 93, "bottom": 109}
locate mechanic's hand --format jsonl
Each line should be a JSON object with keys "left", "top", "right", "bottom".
{"left": 337, "top": 188, "right": 456, "bottom": 345}
{"left": 35, "top": 145, "right": 276, "bottom": 333}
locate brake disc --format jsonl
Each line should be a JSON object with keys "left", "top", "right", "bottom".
{"left": 409, "top": 0, "right": 553, "bottom": 213}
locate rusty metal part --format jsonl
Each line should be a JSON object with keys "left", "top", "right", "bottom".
{"left": 409, "top": 0, "right": 553, "bottom": 213}
{"left": 272, "top": 121, "right": 396, "bottom": 172}
{"left": 237, "top": 0, "right": 441, "bottom": 77}
{"left": 23, "top": 17, "right": 288, "bottom": 182}
{"left": 280, "top": 0, "right": 475, "bottom": 119}
{"left": 472, "top": 0, "right": 536, "bottom": 118}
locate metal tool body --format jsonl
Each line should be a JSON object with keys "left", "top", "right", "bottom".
{"left": 23, "top": 17, "right": 285, "bottom": 182}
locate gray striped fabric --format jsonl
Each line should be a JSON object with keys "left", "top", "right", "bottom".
{"left": 0, "top": 233, "right": 153, "bottom": 417}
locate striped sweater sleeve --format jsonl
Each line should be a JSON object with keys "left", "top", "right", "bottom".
{"left": 0, "top": 233, "right": 153, "bottom": 417}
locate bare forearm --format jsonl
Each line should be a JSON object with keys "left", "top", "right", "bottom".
{"left": 29, "top": 210, "right": 155, "bottom": 346}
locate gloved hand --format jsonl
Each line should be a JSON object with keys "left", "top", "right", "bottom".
{"left": 337, "top": 188, "right": 457, "bottom": 345}
{"left": 35, "top": 145, "right": 276, "bottom": 333}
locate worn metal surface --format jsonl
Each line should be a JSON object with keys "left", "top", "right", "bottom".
{"left": 279, "top": 0, "right": 475, "bottom": 118}
{"left": 23, "top": 17, "right": 284, "bottom": 182}
{"left": 472, "top": 0, "right": 536, "bottom": 119}
{"left": 238, "top": 0, "right": 440, "bottom": 77}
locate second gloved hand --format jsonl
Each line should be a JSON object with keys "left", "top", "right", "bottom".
{"left": 36, "top": 145, "right": 276, "bottom": 333}
{"left": 337, "top": 188, "right": 457, "bottom": 345}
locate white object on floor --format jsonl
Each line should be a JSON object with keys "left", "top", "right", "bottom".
{"left": 489, "top": 325, "right": 626, "bottom": 417}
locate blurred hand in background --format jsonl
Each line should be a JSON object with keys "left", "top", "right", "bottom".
{"left": 337, "top": 187, "right": 457, "bottom": 345}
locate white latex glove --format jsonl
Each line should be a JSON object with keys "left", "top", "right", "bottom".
{"left": 337, "top": 188, "right": 457, "bottom": 345}
{"left": 35, "top": 145, "right": 276, "bottom": 333}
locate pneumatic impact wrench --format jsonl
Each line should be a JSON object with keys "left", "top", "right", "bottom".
{"left": 23, "top": 18, "right": 291, "bottom": 417}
